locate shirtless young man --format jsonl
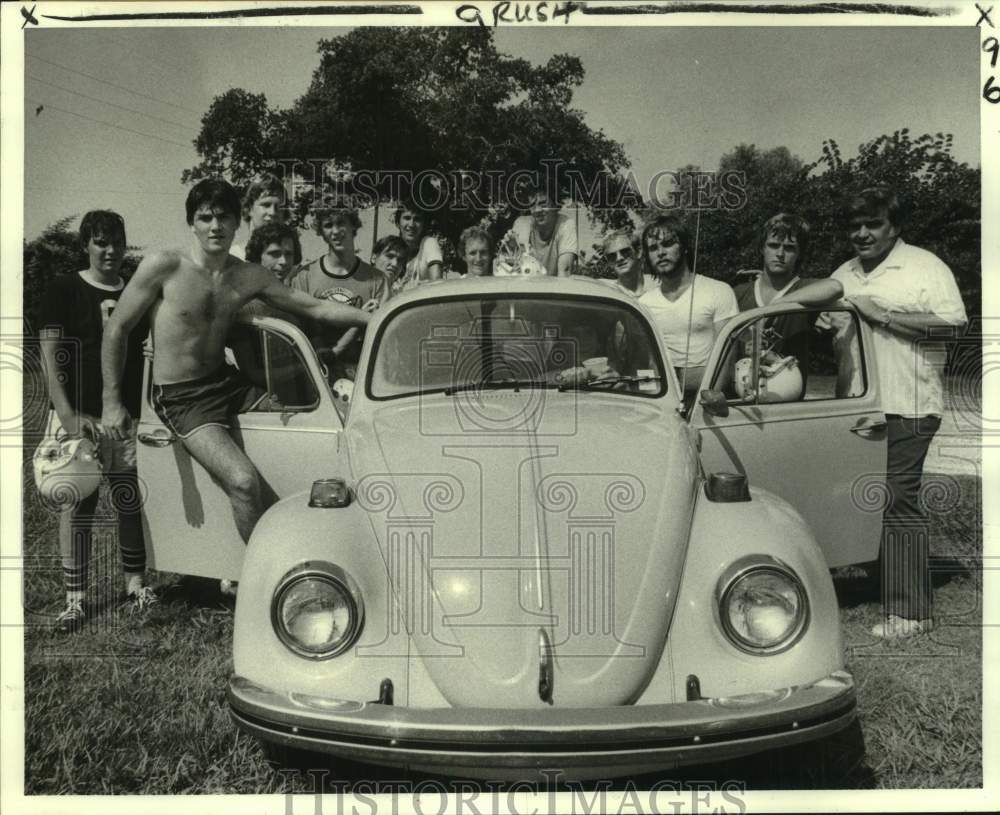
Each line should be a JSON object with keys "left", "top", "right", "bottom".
{"left": 100, "top": 179, "right": 373, "bottom": 558}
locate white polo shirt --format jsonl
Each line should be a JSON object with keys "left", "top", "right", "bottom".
{"left": 831, "top": 239, "right": 966, "bottom": 417}
{"left": 639, "top": 276, "right": 738, "bottom": 368}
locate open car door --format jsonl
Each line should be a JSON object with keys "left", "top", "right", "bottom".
{"left": 689, "top": 304, "right": 886, "bottom": 567}
{"left": 136, "top": 317, "right": 347, "bottom": 580}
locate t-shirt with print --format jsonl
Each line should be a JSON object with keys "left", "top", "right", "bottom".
{"left": 39, "top": 271, "right": 149, "bottom": 418}
{"left": 511, "top": 213, "right": 578, "bottom": 276}
{"left": 288, "top": 255, "right": 387, "bottom": 361}
{"left": 639, "top": 276, "right": 738, "bottom": 368}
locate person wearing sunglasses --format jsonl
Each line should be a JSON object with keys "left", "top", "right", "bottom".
{"left": 599, "top": 229, "right": 653, "bottom": 297}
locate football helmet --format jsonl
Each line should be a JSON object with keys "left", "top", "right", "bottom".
{"left": 33, "top": 435, "right": 103, "bottom": 507}
{"left": 332, "top": 378, "right": 354, "bottom": 405}
{"left": 734, "top": 355, "right": 804, "bottom": 403}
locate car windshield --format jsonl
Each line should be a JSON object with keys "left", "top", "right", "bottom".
{"left": 368, "top": 295, "right": 667, "bottom": 399}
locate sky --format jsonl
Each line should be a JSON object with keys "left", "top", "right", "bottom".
{"left": 22, "top": 24, "right": 980, "bottom": 258}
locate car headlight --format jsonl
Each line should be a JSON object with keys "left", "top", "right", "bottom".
{"left": 717, "top": 557, "right": 808, "bottom": 654}
{"left": 271, "top": 563, "right": 364, "bottom": 659}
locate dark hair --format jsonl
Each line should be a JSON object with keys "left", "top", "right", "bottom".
{"left": 521, "top": 180, "right": 560, "bottom": 211}
{"left": 640, "top": 214, "right": 694, "bottom": 273}
{"left": 310, "top": 198, "right": 362, "bottom": 235}
{"left": 242, "top": 173, "right": 286, "bottom": 222}
{"left": 761, "top": 213, "right": 812, "bottom": 274}
{"left": 79, "top": 210, "right": 126, "bottom": 248}
{"left": 185, "top": 178, "right": 242, "bottom": 225}
{"left": 371, "top": 234, "right": 408, "bottom": 259}
{"left": 392, "top": 200, "right": 432, "bottom": 231}
{"left": 245, "top": 222, "right": 302, "bottom": 266}
{"left": 840, "top": 184, "right": 904, "bottom": 228}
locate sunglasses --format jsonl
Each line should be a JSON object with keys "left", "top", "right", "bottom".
{"left": 606, "top": 248, "right": 634, "bottom": 262}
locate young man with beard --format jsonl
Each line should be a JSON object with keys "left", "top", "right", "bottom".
{"left": 831, "top": 186, "right": 967, "bottom": 639}
{"left": 101, "top": 180, "right": 373, "bottom": 593}
{"left": 637, "top": 214, "right": 738, "bottom": 395}
{"left": 287, "top": 201, "right": 389, "bottom": 381}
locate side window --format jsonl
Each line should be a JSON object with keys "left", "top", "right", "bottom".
{"left": 228, "top": 324, "right": 320, "bottom": 413}
{"left": 711, "top": 308, "right": 867, "bottom": 405}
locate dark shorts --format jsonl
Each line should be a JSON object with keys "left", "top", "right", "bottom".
{"left": 151, "top": 368, "right": 266, "bottom": 439}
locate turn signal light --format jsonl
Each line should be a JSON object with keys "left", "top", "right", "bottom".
{"left": 309, "top": 478, "right": 351, "bottom": 508}
{"left": 705, "top": 472, "right": 750, "bottom": 503}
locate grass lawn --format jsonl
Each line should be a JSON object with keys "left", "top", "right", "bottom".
{"left": 18, "top": 375, "right": 983, "bottom": 793}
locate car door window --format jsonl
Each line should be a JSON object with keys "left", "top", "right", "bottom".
{"left": 711, "top": 307, "right": 867, "bottom": 405}
{"left": 227, "top": 323, "right": 320, "bottom": 412}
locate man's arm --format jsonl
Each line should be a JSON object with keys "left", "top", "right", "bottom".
{"left": 556, "top": 252, "right": 577, "bottom": 277}
{"left": 782, "top": 279, "right": 843, "bottom": 306}
{"left": 556, "top": 216, "right": 579, "bottom": 277}
{"left": 422, "top": 236, "right": 443, "bottom": 282}
{"left": 40, "top": 330, "right": 99, "bottom": 438}
{"left": 258, "top": 274, "right": 372, "bottom": 328}
{"left": 101, "top": 252, "right": 172, "bottom": 438}
{"left": 847, "top": 295, "right": 966, "bottom": 341}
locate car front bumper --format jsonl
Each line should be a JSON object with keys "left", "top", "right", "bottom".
{"left": 229, "top": 670, "right": 856, "bottom": 778}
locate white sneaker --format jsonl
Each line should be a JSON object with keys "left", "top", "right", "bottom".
{"left": 56, "top": 597, "right": 86, "bottom": 633}
{"left": 871, "top": 614, "right": 933, "bottom": 639}
{"left": 220, "top": 579, "right": 238, "bottom": 597}
{"left": 127, "top": 585, "right": 159, "bottom": 612}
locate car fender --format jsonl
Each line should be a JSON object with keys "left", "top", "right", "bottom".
{"left": 637, "top": 484, "right": 844, "bottom": 704}
{"left": 232, "top": 492, "right": 432, "bottom": 704}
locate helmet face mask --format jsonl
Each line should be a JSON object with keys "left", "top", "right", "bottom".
{"left": 33, "top": 436, "right": 104, "bottom": 508}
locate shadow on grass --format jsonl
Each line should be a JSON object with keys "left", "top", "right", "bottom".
{"left": 155, "top": 574, "right": 237, "bottom": 610}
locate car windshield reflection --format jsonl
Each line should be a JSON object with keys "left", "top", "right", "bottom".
{"left": 368, "top": 295, "right": 668, "bottom": 400}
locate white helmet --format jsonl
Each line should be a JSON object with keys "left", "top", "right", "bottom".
{"left": 332, "top": 378, "right": 354, "bottom": 405}
{"left": 734, "top": 355, "right": 804, "bottom": 403}
{"left": 33, "top": 436, "right": 103, "bottom": 508}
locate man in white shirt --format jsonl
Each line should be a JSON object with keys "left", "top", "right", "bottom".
{"left": 832, "top": 185, "right": 967, "bottom": 639}
{"left": 637, "top": 214, "right": 738, "bottom": 396}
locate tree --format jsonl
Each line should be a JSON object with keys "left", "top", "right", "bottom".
{"left": 184, "top": 28, "right": 631, "bottom": 252}
{"left": 805, "top": 130, "right": 980, "bottom": 315}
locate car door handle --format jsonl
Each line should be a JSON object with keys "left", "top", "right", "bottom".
{"left": 137, "top": 430, "right": 176, "bottom": 447}
{"left": 849, "top": 417, "right": 887, "bottom": 437}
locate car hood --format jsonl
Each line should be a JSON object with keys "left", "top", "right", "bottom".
{"left": 348, "top": 392, "right": 698, "bottom": 708}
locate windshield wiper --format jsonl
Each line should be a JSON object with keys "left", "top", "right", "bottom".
{"left": 444, "top": 378, "right": 550, "bottom": 396}
{"left": 557, "top": 375, "right": 662, "bottom": 392}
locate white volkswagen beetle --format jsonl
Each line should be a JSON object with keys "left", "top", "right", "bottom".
{"left": 136, "top": 276, "right": 884, "bottom": 780}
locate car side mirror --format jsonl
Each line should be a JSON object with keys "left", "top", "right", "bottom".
{"left": 699, "top": 389, "right": 729, "bottom": 418}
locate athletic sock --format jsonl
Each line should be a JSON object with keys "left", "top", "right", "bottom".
{"left": 124, "top": 572, "right": 144, "bottom": 596}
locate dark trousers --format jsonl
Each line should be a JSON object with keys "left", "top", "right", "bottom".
{"left": 880, "top": 414, "right": 941, "bottom": 620}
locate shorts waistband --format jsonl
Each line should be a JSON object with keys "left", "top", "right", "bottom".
{"left": 153, "top": 367, "right": 233, "bottom": 393}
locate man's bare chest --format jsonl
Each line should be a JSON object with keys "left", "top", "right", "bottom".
{"left": 162, "top": 269, "right": 251, "bottom": 325}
